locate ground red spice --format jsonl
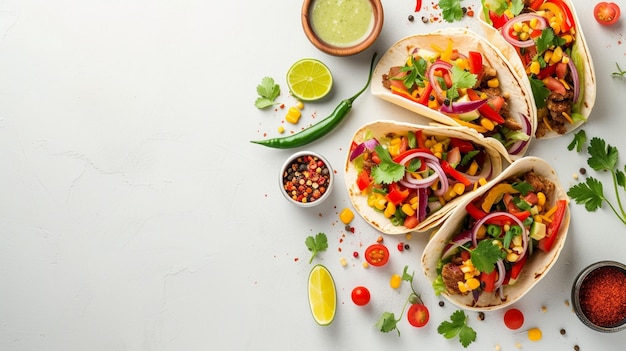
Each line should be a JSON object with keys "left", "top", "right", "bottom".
{"left": 579, "top": 266, "right": 626, "bottom": 327}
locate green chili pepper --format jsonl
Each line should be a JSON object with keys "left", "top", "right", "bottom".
{"left": 251, "top": 52, "right": 377, "bottom": 149}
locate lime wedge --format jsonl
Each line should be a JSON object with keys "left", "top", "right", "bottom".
{"left": 307, "top": 264, "right": 336, "bottom": 326}
{"left": 287, "top": 58, "right": 333, "bottom": 101}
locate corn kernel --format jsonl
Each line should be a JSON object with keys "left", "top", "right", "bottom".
{"left": 466, "top": 278, "right": 481, "bottom": 290}
{"left": 384, "top": 202, "right": 396, "bottom": 218}
{"left": 529, "top": 61, "right": 541, "bottom": 75}
{"left": 476, "top": 225, "right": 486, "bottom": 240}
{"left": 388, "top": 143, "right": 400, "bottom": 157}
{"left": 458, "top": 281, "right": 468, "bottom": 293}
{"left": 487, "top": 78, "right": 499, "bottom": 88}
{"left": 562, "top": 35, "right": 573, "bottom": 45}
{"left": 409, "top": 196, "right": 419, "bottom": 205}
{"left": 363, "top": 261, "right": 370, "bottom": 268}
{"left": 340, "top": 257, "right": 347, "bottom": 267}
{"left": 432, "top": 142, "right": 444, "bottom": 153}
{"left": 551, "top": 46, "right": 563, "bottom": 64}
{"left": 390, "top": 274, "right": 402, "bottom": 289}
{"left": 285, "top": 106, "right": 301, "bottom": 124}
{"left": 507, "top": 252, "right": 520, "bottom": 262}
{"left": 550, "top": 21, "right": 560, "bottom": 34}
{"left": 513, "top": 235, "right": 522, "bottom": 247}
{"left": 296, "top": 101, "right": 305, "bottom": 110}
{"left": 453, "top": 182, "right": 465, "bottom": 196}
{"left": 405, "top": 233, "right": 412, "bottom": 240}
{"left": 367, "top": 193, "right": 378, "bottom": 207}
{"left": 375, "top": 197, "right": 387, "bottom": 211}
{"left": 402, "top": 203, "right": 416, "bottom": 216}
{"left": 530, "top": 17, "right": 539, "bottom": 29}
{"left": 544, "top": 50, "right": 553, "bottom": 63}
{"left": 277, "top": 125, "right": 285, "bottom": 134}
{"left": 479, "top": 177, "right": 488, "bottom": 186}
{"left": 528, "top": 328, "right": 543, "bottom": 341}
{"left": 519, "top": 31, "right": 530, "bottom": 41}
{"left": 339, "top": 207, "right": 355, "bottom": 224}
{"left": 480, "top": 118, "right": 496, "bottom": 131}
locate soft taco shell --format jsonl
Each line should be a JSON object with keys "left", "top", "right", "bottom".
{"left": 344, "top": 120, "right": 504, "bottom": 235}
{"left": 371, "top": 27, "right": 536, "bottom": 163}
{"left": 478, "top": 0, "right": 595, "bottom": 138}
{"left": 421, "top": 156, "right": 570, "bottom": 310}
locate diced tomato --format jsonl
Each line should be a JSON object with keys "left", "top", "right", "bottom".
{"left": 555, "top": 62, "right": 569, "bottom": 80}
{"left": 446, "top": 146, "right": 461, "bottom": 165}
{"left": 356, "top": 169, "right": 371, "bottom": 191}
{"left": 480, "top": 269, "right": 498, "bottom": 293}
{"left": 468, "top": 51, "right": 483, "bottom": 75}
{"left": 542, "top": 76, "right": 566, "bottom": 95}
{"left": 415, "top": 129, "right": 426, "bottom": 149}
{"left": 521, "top": 192, "right": 538, "bottom": 206}
{"left": 466, "top": 88, "right": 505, "bottom": 124}
{"left": 489, "top": 10, "right": 508, "bottom": 29}
{"left": 538, "top": 199, "right": 567, "bottom": 252}
{"left": 404, "top": 215, "right": 419, "bottom": 229}
{"left": 488, "top": 95, "right": 505, "bottom": 113}
{"left": 450, "top": 138, "right": 475, "bottom": 153}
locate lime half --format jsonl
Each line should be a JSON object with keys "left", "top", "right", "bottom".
{"left": 287, "top": 58, "right": 333, "bottom": 101}
{"left": 307, "top": 264, "right": 337, "bottom": 326}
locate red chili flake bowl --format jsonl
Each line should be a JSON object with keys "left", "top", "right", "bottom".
{"left": 571, "top": 260, "right": 626, "bottom": 332}
{"left": 279, "top": 151, "right": 334, "bottom": 208}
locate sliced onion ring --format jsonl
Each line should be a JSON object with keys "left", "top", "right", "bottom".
{"left": 427, "top": 60, "right": 452, "bottom": 102}
{"left": 349, "top": 138, "right": 379, "bottom": 161}
{"left": 439, "top": 98, "right": 488, "bottom": 114}
{"left": 470, "top": 211, "right": 529, "bottom": 262}
{"left": 507, "top": 112, "right": 532, "bottom": 156}
{"left": 500, "top": 13, "right": 548, "bottom": 48}
{"left": 566, "top": 53, "right": 580, "bottom": 104}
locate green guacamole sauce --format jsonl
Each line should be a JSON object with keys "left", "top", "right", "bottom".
{"left": 311, "top": 0, "right": 374, "bottom": 47}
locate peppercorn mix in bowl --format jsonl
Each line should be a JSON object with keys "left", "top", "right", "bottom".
{"left": 571, "top": 260, "right": 626, "bottom": 332}
{"left": 280, "top": 150, "right": 334, "bottom": 207}
{"left": 344, "top": 120, "right": 504, "bottom": 234}
{"left": 421, "top": 156, "right": 570, "bottom": 311}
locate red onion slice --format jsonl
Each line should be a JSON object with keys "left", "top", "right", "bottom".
{"left": 439, "top": 98, "right": 488, "bottom": 114}
{"left": 507, "top": 113, "right": 532, "bottom": 156}
{"left": 426, "top": 159, "right": 449, "bottom": 196}
{"left": 349, "top": 138, "right": 380, "bottom": 161}
{"left": 441, "top": 230, "right": 472, "bottom": 259}
{"left": 500, "top": 13, "right": 548, "bottom": 48}
{"left": 494, "top": 259, "right": 506, "bottom": 290}
{"left": 566, "top": 53, "right": 580, "bottom": 104}
{"left": 427, "top": 60, "right": 452, "bottom": 102}
{"left": 471, "top": 211, "right": 529, "bottom": 262}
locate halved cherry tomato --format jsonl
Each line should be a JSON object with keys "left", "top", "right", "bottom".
{"left": 538, "top": 199, "right": 567, "bottom": 252}
{"left": 403, "top": 214, "right": 419, "bottom": 229}
{"left": 503, "top": 308, "right": 525, "bottom": 330}
{"left": 364, "top": 243, "right": 389, "bottom": 266}
{"left": 351, "top": 286, "right": 371, "bottom": 306}
{"left": 407, "top": 303, "right": 430, "bottom": 327}
{"left": 594, "top": 2, "right": 621, "bottom": 26}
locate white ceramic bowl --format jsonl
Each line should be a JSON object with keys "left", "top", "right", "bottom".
{"left": 279, "top": 150, "right": 334, "bottom": 207}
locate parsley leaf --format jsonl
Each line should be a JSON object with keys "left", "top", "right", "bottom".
{"left": 446, "top": 65, "right": 477, "bottom": 101}
{"left": 305, "top": 232, "right": 328, "bottom": 264}
{"left": 470, "top": 239, "right": 505, "bottom": 273}
{"left": 535, "top": 29, "right": 566, "bottom": 55}
{"left": 437, "top": 310, "right": 477, "bottom": 348}
{"left": 255, "top": 77, "right": 281, "bottom": 109}
{"left": 567, "top": 177, "right": 605, "bottom": 212}
{"left": 439, "top": 0, "right": 465, "bottom": 23}
{"left": 567, "top": 130, "right": 587, "bottom": 152}
{"left": 512, "top": 181, "right": 533, "bottom": 195}
{"left": 587, "top": 137, "right": 618, "bottom": 172}
{"left": 399, "top": 56, "right": 428, "bottom": 89}
{"left": 376, "top": 312, "right": 401, "bottom": 335}
{"left": 371, "top": 145, "right": 405, "bottom": 184}
{"left": 528, "top": 76, "right": 550, "bottom": 108}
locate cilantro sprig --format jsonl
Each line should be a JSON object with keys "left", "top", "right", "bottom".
{"left": 376, "top": 266, "right": 425, "bottom": 336}
{"left": 371, "top": 145, "right": 405, "bottom": 185}
{"left": 567, "top": 131, "right": 626, "bottom": 225}
{"left": 439, "top": 0, "right": 465, "bottom": 23}
{"left": 469, "top": 239, "right": 506, "bottom": 273}
{"left": 438, "top": 310, "right": 477, "bottom": 348}
{"left": 613, "top": 62, "right": 626, "bottom": 78}
{"left": 255, "top": 77, "right": 281, "bottom": 109}
{"left": 305, "top": 233, "right": 328, "bottom": 263}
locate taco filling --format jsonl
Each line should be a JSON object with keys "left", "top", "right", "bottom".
{"left": 381, "top": 43, "right": 531, "bottom": 155}
{"left": 480, "top": 0, "right": 586, "bottom": 137}
{"left": 349, "top": 127, "right": 496, "bottom": 231}
{"left": 432, "top": 170, "right": 567, "bottom": 303}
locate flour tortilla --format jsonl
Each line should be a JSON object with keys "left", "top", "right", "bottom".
{"left": 371, "top": 27, "right": 536, "bottom": 163}
{"left": 421, "top": 156, "right": 570, "bottom": 310}
{"left": 478, "top": 0, "right": 596, "bottom": 138}
{"left": 344, "top": 120, "right": 503, "bottom": 235}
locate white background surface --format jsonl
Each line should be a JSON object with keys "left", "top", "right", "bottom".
{"left": 1, "top": 0, "right": 626, "bottom": 350}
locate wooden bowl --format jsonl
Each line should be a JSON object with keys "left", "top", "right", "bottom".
{"left": 301, "top": 0, "right": 383, "bottom": 57}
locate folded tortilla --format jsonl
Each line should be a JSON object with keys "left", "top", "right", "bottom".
{"left": 421, "top": 156, "right": 570, "bottom": 310}
{"left": 478, "top": 0, "right": 596, "bottom": 138}
{"left": 371, "top": 27, "right": 536, "bottom": 163}
{"left": 344, "top": 120, "right": 503, "bottom": 235}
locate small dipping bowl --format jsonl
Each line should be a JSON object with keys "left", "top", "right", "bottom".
{"left": 301, "top": 0, "right": 384, "bottom": 56}
{"left": 279, "top": 151, "right": 334, "bottom": 207}
{"left": 571, "top": 260, "right": 626, "bottom": 332}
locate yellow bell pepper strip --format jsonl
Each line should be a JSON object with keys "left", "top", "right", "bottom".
{"left": 481, "top": 183, "right": 520, "bottom": 212}
{"left": 547, "top": 0, "right": 576, "bottom": 32}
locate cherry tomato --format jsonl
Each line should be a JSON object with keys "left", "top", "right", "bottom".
{"left": 351, "top": 286, "right": 371, "bottom": 306}
{"left": 503, "top": 308, "right": 525, "bottom": 330}
{"left": 364, "top": 243, "right": 389, "bottom": 267}
{"left": 594, "top": 2, "right": 621, "bottom": 26}
{"left": 407, "top": 303, "right": 430, "bottom": 327}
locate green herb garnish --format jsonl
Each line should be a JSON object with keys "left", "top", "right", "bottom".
{"left": 255, "top": 77, "right": 281, "bottom": 109}
{"left": 371, "top": 145, "right": 405, "bottom": 184}
{"left": 439, "top": 0, "right": 465, "bottom": 23}
{"left": 470, "top": 239, "right": 506, "bottom": 273}
{"left": 305, "top": 232, "right": 328, "bottom": 264}
{"left": 376, "top": 266, "right": 426, "bottom": 336}
{"left": 612, "top": 62, "right": 626, "bottom": 78}
{"left": 437, "top": 310, "right": 477, "bottom": 348}
{"left": 567, "top": 132, "right": 626, "bottom": 225}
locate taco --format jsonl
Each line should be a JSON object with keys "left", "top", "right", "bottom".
{"left": 478, "top": 0, "right": 596, "bottom": 138}
{"left": 371, "top": 27, "right": 536, "bottom": 163}
{"left": 345, "top": 120, "right": 503, "bottom": 235}
{"left": 421, "top": 156, "right": 570, "bottom": 310}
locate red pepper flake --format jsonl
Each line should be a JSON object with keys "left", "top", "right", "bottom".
{"left": 579, "top": 266, "right": 626, "bottom": 327}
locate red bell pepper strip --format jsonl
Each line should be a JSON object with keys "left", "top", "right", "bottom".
{"left": 465, "top": 201, "right": 487, "bottom": 220}
{"left": 450, "top": 138, "right": 475, "bottom": 154}
{"left": 415, "top": 0, "right": 422, "bottom": 12}
{"left": 391, "top": 83, "right": 432, "bottom": 106}
{"left": 415, "top": 129, "right": 426, "bottom": 149}
{"left": 489, "top": 10, "right": 509, "bottom": 29}
{"left": 468, "top": 51, "right": 483, "bottom": 75}
{"left": 392, "top": 148, "right": 433, "bottom": 164}
{"left": 537, "top": 62, "right": 558, "bottom": 80}
{"left": 485, "top": 211, "right": 531, "bottom": 225}
{"left": 441, "top": 160, "right": 472, "bottom": 187}
{"left": 480, "top": 269, "right": 498, "bottom": 293}
{"left": 386, "top": 183, "right": 410, "bottom": 205}
{"left": 509, "top": 252, "right": 528, "bottom": 281}
{"left": 356, "top": 169, "right": 371, "bottom": 191}
{"left": 529, "top": 0, "right": 545, "bottom": 11}
{"left": 466, "top": 89, "right": 506, "bottom": 124}
{"left": 538, "top": 199, "right": 567, "bottom": 252}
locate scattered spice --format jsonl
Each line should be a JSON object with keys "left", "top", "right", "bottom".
{"left": 439, "top": 301, "right": 445, "bottom": 307}
{"left": 579, "top": 167, "right": 586, "bottom": 175}
{"left": 560, "top": 328, "right": 566, "bottom": 335}
{"left": 579, "top": 266, "right": 626, "bottom": 327}
{"left": 282, "top": 154, "right": 330, "bottom": 204}
{"left": 404, "top": 244, "right": 410, "bottom": 250}
{"left": 477, "top": 312, "right": 485, "bottom": 321}
{"left": 408, "top": 15, "right": 414, "bottom": 22}
{"left": 574, "top": 345, "right": 580, "bottom": 351}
